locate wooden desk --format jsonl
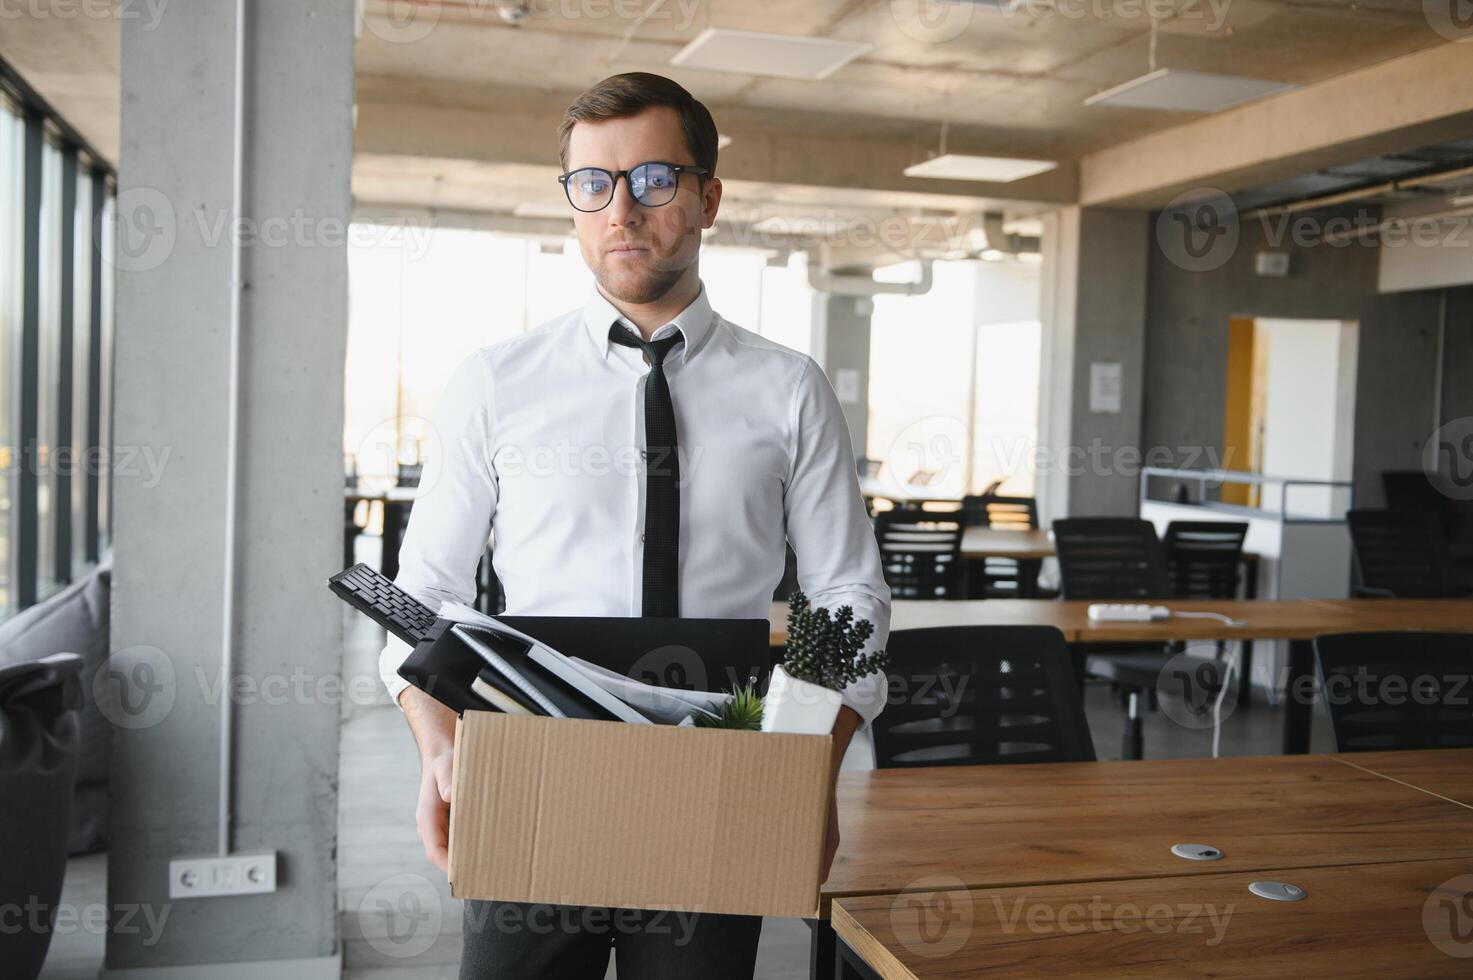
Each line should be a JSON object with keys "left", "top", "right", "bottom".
{"left": 833, "top": 857, "right": 1473, "bottom": 979}
{"left": 960, "top": 526, "right": 1053, "bottom": 560}
{"left": 820, "top": 754, "right": 1473, "bottom": 916}
{"left": 1337, "top": 748, "right": 1473, "bottom": 809}
{"left": 769, "top": 598, "right": 1473, "bottom": 753}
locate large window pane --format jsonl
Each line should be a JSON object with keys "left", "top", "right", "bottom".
{"left": 70, "top": 171, "right": 91, "bottom": 571}
{"left": 35, "top": 138, "right": 63, "bottom": 600}
{"left": 0, "top": 101, "right": 22, "bottom": 616}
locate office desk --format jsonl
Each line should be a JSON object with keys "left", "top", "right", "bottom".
{"left": 832, "top": 857, "right": 1473, "bottom": 979}
{"left": 769, "top": 598, "right": 1473, "bottom": 753}
{"left": 959, "top": 526, "right": 1053, "bottom": 560}
{"left": 1337, "top": 747, "right": 1473, "bottom": 808}
{"left": 807, "top": 752, "right": 1473, "bottom": 979}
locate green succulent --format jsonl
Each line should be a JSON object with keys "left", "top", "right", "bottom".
{"left": 782, "top": 591, "right": 889, "bottom": 692}
{"left": 692, "top": 677, "right": 765, "bottom": 730}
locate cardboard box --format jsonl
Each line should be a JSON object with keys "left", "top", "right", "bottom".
{"left": 448, "top": 711, "right": 832, "bottom": 919}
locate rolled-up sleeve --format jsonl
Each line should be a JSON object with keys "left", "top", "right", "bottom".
{"left": 378, "top": 351, "right": 499, "bottom": 706}
{"left": 782, "top": 356, "right": 891, "bottom": 727}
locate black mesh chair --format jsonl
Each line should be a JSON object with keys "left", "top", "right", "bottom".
{"left": 959, "top": 494, "right": 1043, "bottom": 598}
{"left": 873, "top": 509, "right": 964, "bottom": 599}
{"left": 873, "top": 626, "right": 1095, "bottom": 767}
{"left": 1347, "top": 509, "right": 1463, "bottom": 598}
{"left": 1314, "top": 632, "right": 1473, "bottom": 752}
{"left": 1053, "top": 517, "right": 1220, "bottom": 759}
{"left": 1164, "top": 521, "right": 1248, "bottom": 599}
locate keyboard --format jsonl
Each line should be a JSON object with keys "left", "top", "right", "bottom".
{"left": 328, "top": 563, "right": 439, "bottom": 644}
{"left": 1086, "top": 603, "right": 1171, "bottom": 623}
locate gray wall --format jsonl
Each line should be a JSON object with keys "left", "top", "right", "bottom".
{"left": 812, "top": 291, "right": 873, "bottom": 459}
{"left": 109, "top": 1, "right": 352, "bottom": 973}
{"left": 1143, "top": 204, "right": 1464, "bottom": 509}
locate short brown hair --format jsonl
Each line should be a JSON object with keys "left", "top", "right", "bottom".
{"left": 558, "top": 72, "right": 718, "bottom": 176}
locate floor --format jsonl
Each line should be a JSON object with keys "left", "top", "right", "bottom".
{"left": 41, "top": 599, "right": 1335, "bottom": 979}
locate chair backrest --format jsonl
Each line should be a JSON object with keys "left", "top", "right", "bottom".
{"left": 960, "top": 494, "right": 1039, "bottom": 530}
{"left": 873, "top": 509, "right": 964, "bottom": 599}
{"left": 1314, "top": 632, "right": 1473, "bottom": 752}
{"left": 397, "top": 462, "right": 424, "bottom": 488}
{"left": 1163, "top": 521, "right": 1248, "bottom": 599}
{"left": 1052, "top": 517, "right": 1167, "bottom": 600}
{"left": 873, "top": 626, "right": 1095, "bottom": 767}
{"left": 1346, "top": 509, "right": 1457, "bottom": 598}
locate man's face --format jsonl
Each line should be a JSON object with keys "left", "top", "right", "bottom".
{"left": 564, "top": 105, "right": 721, "bottom": 305}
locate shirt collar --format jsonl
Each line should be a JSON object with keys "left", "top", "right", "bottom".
{"left": 582, "top": 282, "right": 715, "bottom": 366}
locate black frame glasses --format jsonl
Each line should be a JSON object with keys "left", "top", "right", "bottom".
{"left": 557, "top": 161, "right": 710, "bottom": 213}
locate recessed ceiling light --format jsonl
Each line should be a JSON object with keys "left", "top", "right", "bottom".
{"left": 1084, "top": 67, "right": 1296, "bottom": 113}
{"left": 717, "top": 133, "right": 732, "bottom": 150}
{"left": 903, "top": 154, "right": 1057, "bottom": 183}
{"left": 670, "top": 28, "right": 870, "bottom": 80}
{"left": 752, "top": 215, "right": 858, "bottom": 237}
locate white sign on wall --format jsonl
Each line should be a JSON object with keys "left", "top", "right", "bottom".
{"left": 1089, "top": 361, "right": 1122, "bottom": 414}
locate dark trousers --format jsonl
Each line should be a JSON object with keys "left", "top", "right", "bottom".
{"left": 459, "top": 899, "right": 762, "bottom": 980}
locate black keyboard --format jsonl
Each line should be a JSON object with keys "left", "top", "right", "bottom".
{"left": 328, "top": 563, "right": 439, "bottom": 645}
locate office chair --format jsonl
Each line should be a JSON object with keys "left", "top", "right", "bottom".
{"left": 873, "top": 626, "right": 1095, "bottom": 767}
{"left": 1347, "top": 509, "right": 1464, "bottom": 598}
{"left": 1314, "top": 632, "right": 1473, "bottom": 751}
{"left": 959, "top": 493, "right": 1043, "bottom": 598}
{"left": 873, "top": 509, "right": 964, "bottom": 599}
{"left": 1053, "top": 517, "right": 1221, "bottom": 760}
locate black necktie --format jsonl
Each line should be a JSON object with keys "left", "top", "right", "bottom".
{"left": 609, "top": 323, "right": 684, "bottom": 617}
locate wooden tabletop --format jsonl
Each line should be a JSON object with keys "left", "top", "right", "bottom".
{"left": 833, "top": 857, "right": 1473, "bottom": 979}
{"left": 819, "top": 754, "right": 1473, "bottom": 916}
{"left": 768, "top": 598, "right": 1473, "bottom": 646}
{"left": 1336, "top": 748, "right": 1473, "bottom": 809}
{"left": 960, "top": 525, "right": 1054, "bottom": 559}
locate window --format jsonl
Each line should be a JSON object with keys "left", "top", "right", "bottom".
{"left": 0, "top": 98, "right": 22, "bottom": 615}
{"left": 0, "top": 59, "right": 116, "bottom": 622}
{"left": 866, "top": 258, "right": 1041, "bottom": 498}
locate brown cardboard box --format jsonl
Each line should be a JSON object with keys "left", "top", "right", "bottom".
{"left": 448, "top": 711, "right": 833, "bottom": 918}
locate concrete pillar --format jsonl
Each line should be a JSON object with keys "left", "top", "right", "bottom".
{"left": 809, "top": 291, "right": 873, "bottom": 460}
{"left": 108, "top": 1, "right": 352, "bottom": 975}
{"left": 1035, "top": 206, "right": 1150, "bottom": 520}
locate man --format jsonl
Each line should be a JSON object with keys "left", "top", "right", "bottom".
{"left": 380, "top": 72, "right": 890, "bottom": 979}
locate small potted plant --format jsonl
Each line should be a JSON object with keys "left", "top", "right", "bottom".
{"left": 762, "top": 592, "right": 889, "bottom": 735}
{"left": 691, "top": 677, "right": 764, "bottom": 730}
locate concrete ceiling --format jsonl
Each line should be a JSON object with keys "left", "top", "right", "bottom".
{"left": 2, "top": 0, "right": 1469, "bottom": 256}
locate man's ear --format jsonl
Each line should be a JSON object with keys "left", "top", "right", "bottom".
{"left": 701, "top": 176, "right": 722, "bottom": 229}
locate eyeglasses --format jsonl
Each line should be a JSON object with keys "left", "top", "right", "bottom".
{"left": 557, "top": 161, "right": 710, "bottom": 213}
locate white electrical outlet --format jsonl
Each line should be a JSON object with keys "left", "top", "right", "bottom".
{"left": 169, "top": 852, "right": 278, "bottom": 899}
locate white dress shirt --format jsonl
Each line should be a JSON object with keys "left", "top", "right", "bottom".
{"left": 379, "top": 281, "right": 891, "bottom": 736}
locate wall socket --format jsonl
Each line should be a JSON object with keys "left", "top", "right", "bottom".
{"left": 169, "top": 852, "right": 278, "bottom": 899}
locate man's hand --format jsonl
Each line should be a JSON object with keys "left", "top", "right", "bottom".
{"left": 416, "top": 748, "right": 454, "bottom": 872}
{"left": 820, "top": 706, "right": 861, "bottom": 883}
{"left": 401, "top": 686, "right": 459, "bottom": 874}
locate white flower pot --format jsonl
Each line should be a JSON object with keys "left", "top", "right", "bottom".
{"left": 761, "top": 663, "right": 844, "bottom": 735}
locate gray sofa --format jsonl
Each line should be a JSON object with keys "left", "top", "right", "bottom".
{"left": 0, "top": 555, "right": 112, "bottom": 853}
